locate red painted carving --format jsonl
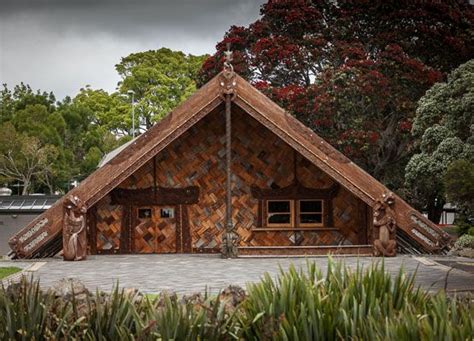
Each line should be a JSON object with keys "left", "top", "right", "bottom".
{"left": 63, "top": 195, "right": 87, "bottom": 261}
{"left": 373, "top": 192, "right": 397, "bottom": 257}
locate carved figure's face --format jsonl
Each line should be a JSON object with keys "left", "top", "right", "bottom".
{"left": 374, "top": 206, "right": 385, "bottom": 217}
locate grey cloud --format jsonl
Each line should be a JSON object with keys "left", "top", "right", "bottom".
{"left": 0, "top": 0, "right": 264, "bottom": 99}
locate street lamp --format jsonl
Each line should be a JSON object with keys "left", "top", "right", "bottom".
{"left": 127, "top": 90, "right": 136, "bottom": 138}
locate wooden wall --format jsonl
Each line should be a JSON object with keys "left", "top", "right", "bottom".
{"left": 93, "top": 108, "right": 369, "bottom": 253}
{"left": 95, "top": 196, "right": 121, "bottom": 252}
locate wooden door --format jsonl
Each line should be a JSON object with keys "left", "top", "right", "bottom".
{"left": 132, "top": 206, "right": 177, "bottom": 253}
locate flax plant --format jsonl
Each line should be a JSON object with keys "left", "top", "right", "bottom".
{"left": 0, "top": 259, "right": 472, "bottom": 340}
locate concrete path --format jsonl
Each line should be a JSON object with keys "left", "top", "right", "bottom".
{"left": 1, "top": 255, "right": 473, "bottom": 295}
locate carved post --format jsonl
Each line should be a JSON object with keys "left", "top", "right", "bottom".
{"left": 373, "top": 192, "right": 397, "bottom": 257}
{"left": 220, "top": 45, "right": 239, "bottom": 258}
{"left": 63, "top": 195, "right": 88, "bottom": 261}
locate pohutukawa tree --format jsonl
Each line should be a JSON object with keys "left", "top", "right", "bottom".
{"left": 198, "top": 0, "right": 474, "bottom": 189}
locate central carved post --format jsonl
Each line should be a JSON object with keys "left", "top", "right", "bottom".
{"left": 220, "top": 45, "right": 238, "bottom": 258}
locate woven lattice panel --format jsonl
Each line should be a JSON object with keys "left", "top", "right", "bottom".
{"left": 133, "top": 220, "right": 155, "bottom": 253}
{"left": 94, "top": 108, "right": 368, "bottom": 252}
{"left": 155, "top": 217, "right": 177, "bottom": 253}
{"left": 95, "top": 196, "right": 121, "bottom": 251}
{"left": 132, "top": 207, "right": 177, "bottom": 253}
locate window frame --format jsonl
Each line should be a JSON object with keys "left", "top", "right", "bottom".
{"left": 264, "top": 199, "right": 324, "bottom": 228}
{"left": 266, "top": 199, "right": 294, "bottom": 227}
{"left": 297, "top": 199, "right": 324, "bottom": 227}
{"left": 137, "top": 207, "right": 152, "bottom": 220}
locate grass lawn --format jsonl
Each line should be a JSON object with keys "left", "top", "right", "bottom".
{"left": 0, "top": 266, "right": 22, "bottom": 279}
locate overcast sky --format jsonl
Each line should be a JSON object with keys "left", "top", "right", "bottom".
{"left": 0, "top": 0, "right": 264, "bottom": 100}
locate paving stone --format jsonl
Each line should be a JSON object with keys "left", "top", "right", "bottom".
{"left": 1, "top": 255, "right": 473, "bottom": 295}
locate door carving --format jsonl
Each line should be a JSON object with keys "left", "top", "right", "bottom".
{"left": 131, "top": 205, "right": 192, "bottom": 253}
{"left": 132, "top": 206, "right": 177, "bottom": 253}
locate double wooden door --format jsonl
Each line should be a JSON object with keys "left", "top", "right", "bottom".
{"left": 132, "top": 205, "right": 191, "bottom": 253}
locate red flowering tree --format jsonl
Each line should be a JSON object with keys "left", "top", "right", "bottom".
{"left": 198, "top": 0, "right": 473, "bottom": 188}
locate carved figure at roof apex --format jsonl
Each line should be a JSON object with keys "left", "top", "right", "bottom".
{"left": 219, "top": 43, "right": 237, "bottom": 100}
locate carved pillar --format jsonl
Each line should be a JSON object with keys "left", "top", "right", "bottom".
{"left": 373, "top": 192, "right": 397, "bottom": 257}
{"left": 220, "top": 47, "right": 239, "bottom": 258}
{"left": 87, "top": 206, "right": 97, "bottom": 255}
{"left": 180, "top": 205, "right": 192, "bottom": 253}
{"left": 63, "top": 195, "right": 87, "bottom": 261}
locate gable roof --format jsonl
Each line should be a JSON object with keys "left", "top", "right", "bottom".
{"left": 9, "top": 71, "right": 452, "bottom": 258}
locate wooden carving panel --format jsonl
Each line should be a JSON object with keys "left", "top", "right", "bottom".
{"left": 133, "top": 219, "right": 156, "bottom": 253}
{"left": 92, "top": 109, "right": 369, "bottom": 253}
{"left": 132, "top": 207, "right": 176, "bottom": 254}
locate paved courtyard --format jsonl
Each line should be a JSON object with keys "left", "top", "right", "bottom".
{"left": 1, "top": 254, "right": 474, "bottom": 295}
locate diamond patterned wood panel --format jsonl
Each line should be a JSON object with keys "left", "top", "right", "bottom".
{"left": 131, "top": 207, "right": 177, "bottom": 253}
{"left": 93, "top": 108, "right": 369, "bottom": 253}
{"left": 133, "top": 219, "right": 155, "bottom": 253}
{"left": 95, "top": 196, "right": 121, "bottom": 252}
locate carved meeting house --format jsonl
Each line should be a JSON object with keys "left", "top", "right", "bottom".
{"left": 9, "top": 66, "right": 452, "bottom": 260}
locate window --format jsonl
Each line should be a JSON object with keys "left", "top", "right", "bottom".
{"left": 160, "top": 207, "right": 174, "bottom": 218}
{"left": 265, "top": 199, "right": 324, "bottom": 228}
{"left": 267, "top": 200, "right": 292, "bottom": 227}
{"left": 298, "top": 200, "right": 323, "bottom": 226}
{"left": 138, "top": 208, "right": 152, "bottom": 219}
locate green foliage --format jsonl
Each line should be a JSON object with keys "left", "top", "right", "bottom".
{"left": 405, "top": 60, "right": 474, "bottom": 222}
{"left": 199, "top": 0, "right": 473, "bottom": 190}
{"left": 0, "top": 123, "right": 59, "bottom": 195}
{"left": 116, "top": 48, "right": 207, "bottom": 130}
{"left": 1, "top": 260, "right": 473, "bottom": 340}
{"left": 454, "top": 234, "right": 474, "bottom": 249}
{"left": 448, "top": 158, "right": 474, "bottom": 232}
{"left": 444, "top": 159, "right": 474, "bottom": 214}
{"left": 0, "top": 47, "right": 206, "bottom": 194}
{"left": 454, "top": 216, "right": 474, "bottom": 237}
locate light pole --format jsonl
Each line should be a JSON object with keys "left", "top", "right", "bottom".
{"left": 127, "top": 90, "right": 136, "bottom": 138}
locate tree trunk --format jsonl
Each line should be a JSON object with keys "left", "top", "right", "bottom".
{"left": 21, "top": 179, "right": 29, "bottom": 195}
{"left": 427, "top": 197, "right": 445, "bottom": 224}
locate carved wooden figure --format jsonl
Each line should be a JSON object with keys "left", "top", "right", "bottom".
{"left": 63, "top": 195, "right": 87, "bottom": 261}
{"left": 373, "top": 192, "right": 397, "bottom": 257}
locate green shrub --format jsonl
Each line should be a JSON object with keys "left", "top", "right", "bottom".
{"left": 454, "top": 234, "right": 474, "bottom": 249}
{"left": 454, "top": 214, "right": 474, "bottom": 236}
{"left": 0, "top": 260, "right": 473, "bottom": 340}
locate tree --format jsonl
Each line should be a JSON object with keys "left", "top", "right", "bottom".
{"left": 56, "top": 89, "right": 126, "bottom": 181}
{"left": 445, "top": 159, "right": 474, "bottom": 214}
{"left": 405, "top": 59, "right": 474, "bottom": 222}
{"left": 198, "top": 0, "right": 474, "bottom": 188}
{"left": 444, "top": 159, "right": 474, "bottom": 235}
{"left": 116, "top": 48, "right": 207, "bottom": 130}
{"left": 1, "top": 83, "right": 56, "bottom": 120}
{"left": 71, "top": 87, "right": 131, "bottom": 137}
{"left": 0, "top": 123, "right": 58, "bottom": 195}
